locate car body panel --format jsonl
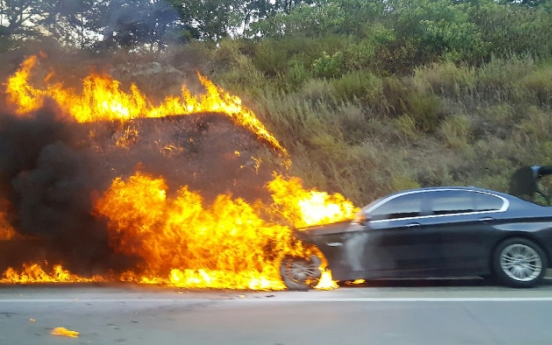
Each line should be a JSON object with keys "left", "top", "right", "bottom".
{"left": 296, "top": 186, "right": 552, "bottom": 282}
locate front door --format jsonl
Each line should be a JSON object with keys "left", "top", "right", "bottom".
{"left": 356, "top": 191, "right": 432, "bottom": 277}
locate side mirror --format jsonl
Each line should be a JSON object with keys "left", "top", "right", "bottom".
{"left": 354, "top": 212, "right": 370, "bottom": 226}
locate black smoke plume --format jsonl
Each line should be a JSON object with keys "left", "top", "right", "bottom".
{"left": 0, "top": 109, "right": 133, "bottom": 275}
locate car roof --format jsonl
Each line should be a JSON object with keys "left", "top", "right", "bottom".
{"left": 386, "top": 186, "right": 499, "bottom": 196}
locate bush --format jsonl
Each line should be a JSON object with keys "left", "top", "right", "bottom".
{"left": 406, "top": 92, "right": 442, "bottom": 133}
{"left": 312, "top": 51, "right": 345, "bottom": 78}
{"left": 439, "top": 115, "right": 471, "bottom": 149}
{"left": 477, "top": 55, "right": 535, "bottom": 90}
{"left": 391, "top": 175, "right": 421, "bottom": 192}
{"left": 517, "top": 106, "right": 552, "bottom": 142}
{"left": 521, "top": 65, "right": 552, "bottom": 105}
{"left": 299, "top": 78, "right": 334, "bottom": 105}
{"left": 414, "top": 62, "right": 476, "bottom": 97}
{"left": 394, "top": 114, "right": 418, "bottom": 141}
{"left": 330, "top": 71, "right": 383, "bottom": 104}
{"left": 280, "top": 60, "right": 313, "bottom": 93}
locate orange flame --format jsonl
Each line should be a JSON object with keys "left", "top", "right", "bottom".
{"left": 315, "top": 270, "right": 339, "bottom": 290}
{"left": 0, "top": 55, "right": 361, "bottom": 289}
{"left": 0, "top": 264, "right": 105, "bottom": 283}
{"left": 94, "top": 172, "right": 305, "bottom": 290}
{"left": 268, "top": 174, "right": 359, "bottom": 228}
{"left": 6, "top": 56, "right": 288, "bottom": 161}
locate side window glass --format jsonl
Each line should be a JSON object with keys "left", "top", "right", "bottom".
{"left": 370, "top": 193, "right": 423, "bottom": 221}
{"left": 473, "top": 193, "right": 504, "bottom": 212}
{"left": 428, "top": 191, "right": 475, "bottom": 215}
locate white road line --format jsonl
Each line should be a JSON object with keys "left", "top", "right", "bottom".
{"left": 241, "top": 297, "right": 552, "bottom": 302}
{"left": 2, "top": 297, "right": 552, "bottom": 303}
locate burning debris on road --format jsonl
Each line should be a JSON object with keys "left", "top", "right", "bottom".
{"left": 0, "top": 55, "right": 357, "bottom": 290}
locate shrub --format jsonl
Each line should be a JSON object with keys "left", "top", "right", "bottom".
{"left": 252, "top": 40, "right": 290, "bottom": 76}
{"left": 413, "top": 62, "right": 476, "bottom": 97}
{"left": 299, "top": 78, "right": 333, "bottom": 105}
{"left": 330, "top": 71, "right": 383, "bottom": 104}
{"left": 394, "top": 114, "right": 418, "bottom": 141}
{"left": 521, "top": 65, "right": 552, "bottom": 105}
{"left": 391, "top": 175, "right": 421, "bottom": 192}
{"left": 280, "top": 60, "right": 313, "bottom": 93}
{"left": 439, "top": 115, "right": 471, "bottom": 149}
{"left": 312, "top": 51, "right": 345, "bottom": 78}
{"left": 406, "top": 92, "right": 442, "bottom": 133}
{"left": 337, "top": 103, "right": 371, "bottom": 144}
{"left": 517, "top": 106, "right": 552, "bottom": 142}
{"left": 382, "top": 76, "right": 410, "bottom": 116}
{"left": 477, "top": 55, "right": 535, "bottom": 90}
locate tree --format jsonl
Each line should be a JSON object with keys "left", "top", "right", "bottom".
{"left": 99, "top": 0, "right": 182, "bottom": 51}
{"left": 0, "top": 0, "right": 41, "bottom": 37}
{"left": 37, "top": 0, "right": 100, "bottom": 48}
{"left": 388, "top": 0, "right": 487, "bottom": 63}
{"left": 167, "top": 0, "right": 248, "bottom": 41}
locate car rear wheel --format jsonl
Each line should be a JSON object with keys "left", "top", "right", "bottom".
{"left": 493, "top": 237, "right": 547, "bottom": 288}
{"left": 280, "top": 255, "right": 322, "bottom": 290}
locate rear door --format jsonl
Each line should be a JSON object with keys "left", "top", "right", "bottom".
{"left": 419, "top": 190, "right": 507, "bottom": 275}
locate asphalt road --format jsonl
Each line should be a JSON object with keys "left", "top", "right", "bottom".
{"left": 1, "top": 279, "right": 552, "bottom": 345}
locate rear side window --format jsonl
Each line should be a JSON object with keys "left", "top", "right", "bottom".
{"left": 473, "top": 192, "right": 504, "bottom": 211}
{"left": 428, "top": 190, "right": 475, "bottom": 215}
{"left": 369, "top": 193, "right": 423, "bottom": 220}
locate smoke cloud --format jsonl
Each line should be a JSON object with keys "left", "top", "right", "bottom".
{"left": 0, "top": 109, "right": 131, "bottom": 274}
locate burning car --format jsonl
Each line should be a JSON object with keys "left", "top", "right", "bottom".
{"left": 281, "top": 166, "right": 552, "bottom": 289}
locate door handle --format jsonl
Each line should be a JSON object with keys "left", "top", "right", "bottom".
{"left": 404, "top": 223, "right": 421, "bottom": 228}
{"left": 478, "top": 217, "right": 495, "bottom": 222}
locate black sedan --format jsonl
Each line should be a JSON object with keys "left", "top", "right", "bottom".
{"left": 280, "top": 185, "right": 552, "bottom": 289}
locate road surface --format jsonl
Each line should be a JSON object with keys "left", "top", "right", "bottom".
{"left": 1, "top": 278, "right": 552, "bottom": 345}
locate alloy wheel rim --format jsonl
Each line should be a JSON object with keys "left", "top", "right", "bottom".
{"left": 500, "top": 244, "right": 542, "bottom": 282}
{"left": 286, "top": 259, "right": 319, "bottom": 282}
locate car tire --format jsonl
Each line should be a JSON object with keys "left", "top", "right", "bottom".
{"left": 280, "top": 255, "right": 322, "bottom": 291}
{"left": 493, "top": 237, "right": 548, "bottom": 288}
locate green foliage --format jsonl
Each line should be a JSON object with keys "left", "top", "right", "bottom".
{"left": 394, "top": 114, "right": 418, "bottom": 141}
{"left": 312, "top": 51, "right": 344, "bottom": 78}
{"left": 413, "top": 62, "right": 476, "bottom": 97}
{"left": 469, "top": 1, "right": 552, "bottom": 58}
{"left": 517, "top": 106, "right": 552, "bottom": 141}
{"left": 330, "top": 71, "right": 383, "bottom": 103}
{"left": 391, "top": 175, "right": 421, "bottom": 192}
{"left": 521, "top": 65, "right": 552, "bottom": 104}
{"left": 392, "top": 0, "right": 487, "bottom": 63}
{"left": 405, "top": 92, "right": 442, "bottom": 133}
{"left": 439, "top": 115, "right": 472, "bottom": 149}
{"left": 283, "top": 61, "right": 314, "bottom": 92}
{"left": 299, "top": 78, "right": 334, "bottom": 104}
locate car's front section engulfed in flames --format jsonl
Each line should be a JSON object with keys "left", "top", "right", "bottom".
{"left": 0, "top": 55, "right": 358, "bottom": 290}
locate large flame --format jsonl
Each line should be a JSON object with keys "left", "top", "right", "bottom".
{"left": 1, "top": 55, "right": 360, "bottom": 289}
{"left": 267, "top": 174, "right": 358, "bottom": 228}
{"left": 0, "top": 264, "right": 105, "bottom": 283}
{"left": 94, "top": 172, "right": 302, "bottom": 290}
{"left": 6, "top": 56, "right": 288, "bottom": 160}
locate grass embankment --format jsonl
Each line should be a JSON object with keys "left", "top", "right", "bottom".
{"left": 3, "top": 18, "right": 552, "bottom": 206}
{"left": 198, "top": 43, "right": 552, "bottom": 205}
